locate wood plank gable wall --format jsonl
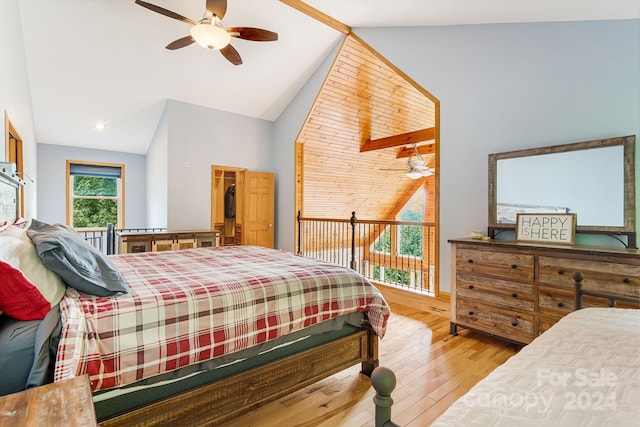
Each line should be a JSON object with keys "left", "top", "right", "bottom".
{"left": 296, "top": 34, "right": 439, "bottom": 224}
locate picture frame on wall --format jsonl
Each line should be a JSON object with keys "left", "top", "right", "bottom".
{"left": 516, "top": 213, "right": 577, "bottom": 245}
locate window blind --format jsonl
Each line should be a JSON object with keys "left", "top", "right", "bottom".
{"left": 69, "top": 163, "right": 121, "bottom": 179}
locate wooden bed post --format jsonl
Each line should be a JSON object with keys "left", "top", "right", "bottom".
{"left": 297, "top": 210, "right": 302, "bottom": 255}
{"left": 371, "top": 367, "right": 400, "bottom": 427}
{"left": 573, "top": 271, "right": 585, "bottom": 310}
{"left": 350, "top": 211, "right": 357, "bottom": 270}
{"left": 361, "top": 328, "right": 379, "bottom": 376}
{"left": 106, "top": 223, "right": 115, "bottom": 255}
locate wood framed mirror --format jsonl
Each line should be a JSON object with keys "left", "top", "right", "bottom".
{"left": 488, "top": 135, "right": 636, "bottom": 247}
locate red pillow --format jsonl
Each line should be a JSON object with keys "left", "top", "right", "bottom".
{"left": 0, "top": 260, "right": 51, "bottom": 320}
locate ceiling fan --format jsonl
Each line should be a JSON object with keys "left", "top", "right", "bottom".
{"left": 381, "top": 144, "right": 435, "bottom": 179}
{"left": 135, "top": 0, "right": 278, "bottom": 66}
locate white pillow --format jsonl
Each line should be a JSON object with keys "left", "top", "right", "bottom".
{"left": 0, "top": 225, "right": 66, "bottom": 307}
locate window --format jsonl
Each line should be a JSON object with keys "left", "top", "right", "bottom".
{"left": 369, "top": 186, "right": 427, "bottom": 289}
{"left": 66, "top": 161, "right": 124, "bottom": 229}
{"left": 371, "top": 186, "right": 425, "bottom": 257}
{"left": 396, "top": 187, "right": 425, "bottom": 257}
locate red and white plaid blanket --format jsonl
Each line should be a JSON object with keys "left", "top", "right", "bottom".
{"left": 54, "top": 246, "right": 390, "bottom": 391}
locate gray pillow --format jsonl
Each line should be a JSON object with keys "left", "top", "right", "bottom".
{"left": 27, "top": 220, "right": 128, "bottom": 296}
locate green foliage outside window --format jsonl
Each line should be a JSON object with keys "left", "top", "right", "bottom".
{"left": 72, "top": 176, "right": 118, "bottom": 228}
{"left": 373, "top": 265, "right": 409, "bottom": 284}
{"left": 369, "top": 187, "right": 425, "bottom": 288}
{"left": 74, "top": 176, "right": 117, "bottom": 197}
{"left": 73, "top": 199, "right": 118, "bottom": 228}
{"left": 398, "top": 189, "right": 424, "bottom": 257}
{"left": 371, "top": 187, "right": 425, "bottom": 257}
{"left": 372, "top": 227, "right": 391, "bottom": 252}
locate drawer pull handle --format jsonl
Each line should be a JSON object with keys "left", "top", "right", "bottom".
{"left": 468, "top": 285, "right": 474, "bottom": 289}
{"left": 558, "top": 270, "right": 564, "bottom": 275}
{"left": 557, "top": 302, "right": 565, "bottom": 308}
{"left": 623, "top": 278, "right": 630, "bottom": 284}
{"left": 511, "top": 320, "right": 519, "bottom": 327}
{"left": 467, "top": 259, "right": 474, "bottom": 263}
{"left": 468, "top": 311, "right": 474, "bottom": 316}
{"left": 511, "top": 293, "right": 518, "bottom": 298}
{"left": 511, "top": 264, "right": 517, "bottom": 269}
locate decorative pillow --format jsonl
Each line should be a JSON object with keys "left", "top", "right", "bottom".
{"left": 0, "top": 260, "right": 51, "bottom": 320}
{"left": 27, "top": 220, "right": 129, "bottom": 297}
{"left": 0, "top": 225, "right": 66, "bottom": 309}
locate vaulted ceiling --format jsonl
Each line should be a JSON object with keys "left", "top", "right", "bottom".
{"left": 298, "top": 33, "right": 438, "bottom": 220}
{"left": 16, "top": 0, "right": 635, "bottom": 154}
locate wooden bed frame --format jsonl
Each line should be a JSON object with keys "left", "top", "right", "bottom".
{"left": 99, "top": 328, "right": 378, "bottom": 426}
{"left": 97, "top": 223, "right": 380, "bottom": 425}
{"left": 0, "top": 177, "right": 380, "bottom": 426}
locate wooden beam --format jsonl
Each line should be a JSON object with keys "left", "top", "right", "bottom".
{"left": 279, "top": 0, "right": 351, "bottom": 35}
{"left": 361, "top": 127, "right": 435, "bottom": 152}
{"left": 396, "top": 144, "right": 435, "bottom": 159}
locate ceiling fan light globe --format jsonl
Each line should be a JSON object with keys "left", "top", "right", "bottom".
{"left": 190, "top": 21, "right": 231, "bottom": 50}
{"left": 408, "top": 158, "right": 426, "bottom": 168}
{"left": 406, "top": 170, "right": 423, "bottom": 179}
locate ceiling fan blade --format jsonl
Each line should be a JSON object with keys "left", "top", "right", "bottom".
{"left": 227, "top": 27, "right": 278, "bottom": 42}
{"left": 165, "top": 36, "right": 195, "bottom": 50}
{"left": 206, "top": 0, "right": 227, "bottom": 19}
{"left": 220, "top": 44, "right": 242, "bottom": 65}
{"left": 135, "top": 0, "right": 196, "bottom": 26}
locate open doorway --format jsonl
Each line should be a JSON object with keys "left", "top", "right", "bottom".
{"left": 294, "top": 34, "right": 441, "bottom": 297}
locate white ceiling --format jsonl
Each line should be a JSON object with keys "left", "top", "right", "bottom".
{"left": 18, "top": 0, "right": 640, "bottom": 154}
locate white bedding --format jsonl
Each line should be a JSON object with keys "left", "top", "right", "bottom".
{"left": 432, "top": 308, "right": 640, "bottom": 426}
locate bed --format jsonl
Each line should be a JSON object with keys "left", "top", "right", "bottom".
{"left": 431, "top": 283, "right": 640, "bottom": 426}
{"left": 0, "top": 172, "right": 390, "bottom": 425}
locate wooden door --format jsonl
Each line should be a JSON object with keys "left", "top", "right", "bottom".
{"left": 242, "top": 171, "right": 274, "bottom": 248}
{"left": 5, "top": 114, "right": 24, "bottom": 217}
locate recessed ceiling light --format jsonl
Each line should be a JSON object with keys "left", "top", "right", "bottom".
{"left": 93, "top": 121, "right": 107, "bottom": 131}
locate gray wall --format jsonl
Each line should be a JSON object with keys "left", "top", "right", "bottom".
{"left": 36, "top": 144, "right": 147, "bottom": 227}
{"left": 163, "top": 100, "right": 273, "bottom": 231}
{"left": 275, "top": 19, "right": 639, "bottom": 292}
{"left": 273, "top": 44, "right": 339, "bottom": 251}
{"left": 0, "top": 0, "right": 38, "bottom": 217}
{"left": 350, "top": 20, "right": 640, "bottom": 292}
{"left": 146, "top": 103, "right": 168, "bottom": 228}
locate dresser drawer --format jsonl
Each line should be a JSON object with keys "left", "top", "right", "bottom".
{"left": 457, "top": 273, "right": 534, "bottom": 312}
{"left": 538, "top": 286, "right": 574, "bottom": 317}
{"left": 456, "top": 299, "right": 534, "bottom": 344}
{"left": 538, "top": 285, "right": 639, "bottom": 319}
{"left": 539, "top": 256, "right": 640, "bottom": 299}
{"left": 456, "top": 248, "right": 534, "bottom": 281}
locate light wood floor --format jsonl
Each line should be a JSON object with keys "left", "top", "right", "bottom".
{"left": 220, "top": 298, "right": 521, "bottom": 427}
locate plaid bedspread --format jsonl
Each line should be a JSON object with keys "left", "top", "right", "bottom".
{"left": 54, "top": 246, "right": 390, "bottom": 391}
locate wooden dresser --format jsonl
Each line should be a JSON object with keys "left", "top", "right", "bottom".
{"left": 117, "top": 230, "right": 220, "bottom": 254}
{"left": 449, "top": 238, "right": 640, "bottom": 344}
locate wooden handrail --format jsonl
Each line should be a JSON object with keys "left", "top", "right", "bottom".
{"left": 297, "top": 211, "right": 436, "bottom": 294}
{"left": 299, "top": 214, "right": 433, "bottom": 227}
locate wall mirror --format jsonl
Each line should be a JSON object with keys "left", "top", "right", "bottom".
{"left": 488, "top": 135, "right": 636, "bottom": 246}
